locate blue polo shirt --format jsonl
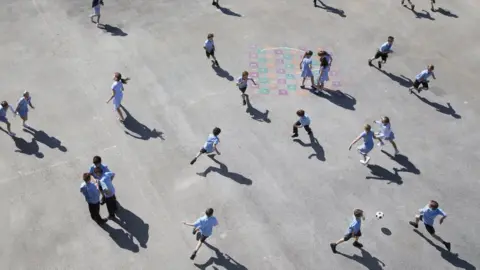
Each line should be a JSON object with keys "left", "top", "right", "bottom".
{"left": 346, "top": 216, "right": 362, "bottom": 234}
{"left": 416, "top": 70, "right": 433, "bottom": 82}
{"left": 89, "top": 164, "right": 110, "bottom": 179}
{"left": 194, "top": 215, "right": 218, "bottom": 237}
{"left": 299, "top": 115, "right": 311, "bottom": 126}
{"left": 80, "top": 182, "right": 101, "bottom": 204}
{"left": 379, "top": 42, "right": 392, "bottom": 53}
{"left": 99, "top": 172, "right": 116, "bottom": 198}
{"left": 420, "top": 205, "right": 446, "bottom": 226}
{"left": 203, "top": 134, "right": 219, "bottom": 153}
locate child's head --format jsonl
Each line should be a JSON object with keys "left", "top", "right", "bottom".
{"left": 213, "top": 127, "right": 221, "bottom": 136}
{"left": 93, "top": 155, "right": 102, "bottom": 166}
{"left": 207, "top": 33, "right": 214, "bottom": 40}
{"left": 387, "top": 36, "right": 394, "bottom": 44}
{"left": 93, "top": 166, "right": 103, "bottom": 177}
{"left": 428, "top": 65, "right": 435, "bottom": 72}
{"left": 354, "top": 209, "right": 364, "bottom": 219}
{"left": 364, "top": 124, "right": 371, "bottom": 132}
{"left": 1, "top": 101, "right": 8, "bottom": 108}
{"left": 205, "top": 208, "right": 214, "bottom": 217}
{"left": 317, "top": 50, "right": 327, "bottom": 57}
{"left": 296, "top": 109, "right": 305, "bottom": 117}
{"left": 381, "top": 116, "right": 390, "bottom": 124}
{"left": 305, "top": 50, "right": 313, "bottom": 58}
{"left": 23, "top": 91, "right": 30, "bottom": 98}
{"left": 429, "top": 200, "right": 439, "bottom": 210}
{"left": 83, "top": 173, "right": 91, "bottom": 182}
{"left": 242, "top": 71, "right": 249, "bottom": 78}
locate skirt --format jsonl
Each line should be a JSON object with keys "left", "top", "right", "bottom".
{"left": 376, "top": 132, "right": 395, "bottom": 141}
{"left": 93, "top": 5, "right": 101, "bottom": 15}
{"left": 301, "top": 68, "right": 313, "bottom": 78}
{"left": 357, "top": 144, "right": 373, "bottom": 155}
{"left": 319, "top": 67, "right": 330, "bottom": 83}
{"left": 113, "top": 96, "right": 123, "bottom": 110}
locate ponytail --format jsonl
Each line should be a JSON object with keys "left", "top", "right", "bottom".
{"left": 121, "top": 77, "right": 130, "bottom": 84}
{"left": 114, "top": 72, "right": 130, "bottom": 84}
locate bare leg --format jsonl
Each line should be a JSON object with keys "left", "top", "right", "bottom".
{"left": 390, "top": 140, "right": 399, "bottom": 152}
{"left": 116, "top": 107, "right": 124, "bottom": 121}
{"left": 310, "top": 77, "right": 316, "bottom": 88}
{"left": 6, "top": 122, "right": 13, "bottom": 134}
{"left": 335, "top": 238, "right": 346, "bottom": 245}
{"left": 97, "top": 15, "right": 101, "bottom": 26}
{"left": 301, "top": 77, "right": 306, "bottom": 87}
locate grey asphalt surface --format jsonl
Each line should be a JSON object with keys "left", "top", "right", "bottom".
{"left": 0, "top": 0, "right": 479, "bottom": 269}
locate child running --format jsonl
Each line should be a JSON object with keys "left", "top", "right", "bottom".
{"left": 368, "top": 36, "right": 394, "bottom": 69}
{"left": 410, "top": 65, "right": 436, "bottom": 94}
{"left": 316, "top": 51, "right": 331, "bottom": 93}
{"left": 409, "top": 200, "right": 451, "bottom": 251}
{"left": 330, "top": 209, "right": 366, "bottom": 253}
{"left": 349, "top": 124, "right": 378, "bottom": 165}
{"left": 237, "top": 71, "right": 257, "bottom": 106}
{"left": 292, "top": 109, "right": 312, "bottom": 137}
{"left": 204, "top": 33, "right": 219, "bottom": 66}
{"left": 106, "top": 72, "right": 130, "bottom": 122}
{"left": 15, "top": 91, "right": 35, "bottom": 128}
{"left": 90, "top": 0, "right": 104, "bottom": 27}
{"left": 401, "top": 0, "right": 415, "bottom": 10}
{"left": 374, "top": 116, "right": 399, "bottom": 155}
{"left": 190, "top": 127, "right": 221, "bottom": 165}
{"left": 183, "top": 208, "right": 219, "bottom": 260}
{"left": 0, "top": 101, "right": 16, "bottom": 136}
{"left": 299, "top": 50, "right": 315, "bottom": 89}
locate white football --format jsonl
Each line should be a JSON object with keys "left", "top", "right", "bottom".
{"left": 375, "top": 211, "right": 384, "bottom": 219}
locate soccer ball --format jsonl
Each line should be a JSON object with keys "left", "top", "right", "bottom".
{"left": 375, "top": 211, "right": 384, "bottom": 219}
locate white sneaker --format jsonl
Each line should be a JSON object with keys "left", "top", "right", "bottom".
{"left": 23, "top": 123, "right": 30, "bottom": 128}
{"left": 377, "top": 141, "right": 384, "bottom": 147}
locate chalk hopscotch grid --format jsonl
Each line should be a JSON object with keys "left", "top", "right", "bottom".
{"left": 248, "top": 45, "right": 342, "bottom": 95}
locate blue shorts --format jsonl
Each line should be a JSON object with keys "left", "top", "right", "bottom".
{"left": 357, "top": 144, "right": 373, "bottom": 155}
{"left": 0, "top": 116, "right": 8, "bottom": 123}
{"left": 17, "top": 109, "right": 28, "bottom": 118}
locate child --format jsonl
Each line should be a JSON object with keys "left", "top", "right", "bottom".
{"left": 94, "top": 167, "right": 117, "bottom": 219}
{"left": 349, "top": 124, "right": 378, "bottom": 165}
{"left": 89, "top": 156, "right": 110, "bottom": 179}
{"left": 106, "top": 72, "right": 130, "bottom": 122}
{"left": 236, "top": 71, "right": 257, "bottom": 106}
{"left": 15, "top": 91, "right": 35, "bottom": 128}
{"left": 410, "top": 65, "right": 436, "bottom": 94}
{"left": 190, "top": 127, "right": 221, "bottom": 165}
{"left": 431, "top": 0, "right": 436, "bottom": 11}
{"left": 0, "top": 101, "right": 16, "bottom": 136}
{"left": 330, "top": 209, "right": 365, "bottom": 253}
{"left": 300, "top": 51, "right": 315, "bottom": 89}
{"left": 292, "top": 109, "right": 312, "bottom": 138}
{"left": 374, "top": 116, "right": 399, "bottom": 155}
{"left": 319, "top": 50, "right": 334, "bottom": 67}
{"left": 90, "top": 0, "right": 104, "bottom": 26}
{"left": 368, "top": 36, "right": 394, "bottom": 69}
{"left": 316, "top": 51, "right": 331, "bottom": 93}
{"left": 409, "top": 200, "right": 451, "bottom": 251}
{"left": 80, "top": 173, "right": 107, "bottom": 224}
{"left": 401, "top": 0, "right": 415, "bottom": 10}
{"left": 204, "top": 33, "right": 219, "bottom": 66}
{"left": 183, "top": 208, "right": 219, "bottom": 260}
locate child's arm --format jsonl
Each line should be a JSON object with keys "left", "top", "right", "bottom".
{"left": 9, "top": 105, "right": 16, "bottom": 115}
{"left": 249, "top": 78, "right": 257, "bottom": 85}
{"left": 183, "top": 221, "right": 195, "bottom": 227}
{"left": 432, "top": 73, "right": 436, "bottom": 80}
{"left": 29, "top": 100, "right": 35, "bottom": 109}
{"left": 348, "top": 135, "right": 362, "bottom": 150}
{"left": 106, "top": 89, "right": 115, "bottom": 103}
{"left": 214, "top": 144, "right": 221, "bottom": 155}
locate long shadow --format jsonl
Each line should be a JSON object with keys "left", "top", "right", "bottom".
{"left": 194, "top": 242, "right": 248, "bottom": 270}
{"left": 366, "top": 164, "right": 403, "bottom": 185}
{"left": 23, "top": 127, "right": 67, "bottom": 152}
{"left": 293, "top": 134, "right": 325, "bottom": 161}
{"left": 405, "top": 6, "right": 435, "bottom": 20}
{"left": 315, "top": 1, "right": 346, "bottom": 17}
{"left": 245, "top": 96, "right": 270, "bottom": 123}
{"left": 433, "top": 7, "right": 458, "bottom": 18}
{"left": 212, "top": 64, "right": 234, "bottom": 81}
{"left": 381, "top": 150, "right": 420, "bottom": 175}
{"left": 337, "top": 249, "right": 385, "bottom": 270}
{"left": 197, "top": 155, "right": 253, "bottom": 185}
{"left": 413, "top": 230, "right": 476, "bottom": 270}
{"left": 100, "top": 223, "right": 140, "bottom": 253}
{"left": 411, "top": 92, "right": 461, "bottom": 119}
{"left": 310, "top": 88, "right": 356, "bottom": 110}
{"left": 113, "top": 203, "right": 149, "bottom": 248}
{"left": 5, "top": 131, "right": 44, "bottom": 158}
{"left": 99, "top": 24, "right": 128, "bottom": 36}
{"left": 121, "top": 105, "right": 165, "bottom": 140}
{"left": 217, "top": 4, "right": 242, "bottom": 17}
{"left": 375, "top": 68, "right": 413, "bottom": 88}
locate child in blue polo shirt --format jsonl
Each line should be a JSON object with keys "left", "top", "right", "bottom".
{"left": 330, "top": 209, "right": 365, "bottom": 253}
{"left": 349, "top": 124, "right": 378, "bottom": 165}
{"left": 190, "top": 127, "right": 221, "bottom": 165}
{"left": 410, "top": 65, "right": 436, "bottom": 94}
{"left": 204, "top": 33, "right": 219, "bottom": 66}
{"left": 14, "top": 91, "right": 35, "bottom": 128}
{"left": 90, "top": 0, "right": 104, "bottom": 26}
{"left": 292, "top": 109, "right": 312, "bottom": 137}
{"left": 0, "top": 101, "right": 16, "bottom": 136}
{"left": 368, "top": 36, "right": 394, "bottom": 69}
{"left": 409, "top": 200, "right": 451, "bottom": 251}
{"left": 183, "top": 208, "right": 219, "bottom": 260}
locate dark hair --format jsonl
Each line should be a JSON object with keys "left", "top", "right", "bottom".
{"left": 115, "top": 72, "right": 130, "bottom": 84}
{"left": 83, "top": 173, "right": 91, "bottom": 181}
{"left": 320, "top": 56, "right": 329, "bottom": 67}
{"left": 93, "top": 166, "right": 103, "bottom": 174}
{"left": 213, "top": 127, "right": 221, "bottom": 136}
{"left": 1, "top": 101, "right": 7, "bottom": 107}
{"left": 354, "top": 209, "right": 363, "bottom": 218}
{"left": 93, "top": 156, "right": 102, "bottom": 165}
{"left": 429, "top": 65, "right": 435, "bottom": 70}
{"left": 382, "top": 116, "right": 390, "bottom": 124}
{"left": 296, "top": 109, "right": 305, "bottom": 117}
{"left": 304, "top": 50, "right": 313, "bottom": 57}
{"left": 207, "top": 33, "right": 214, "bottom": 39}
{"left": 430, "top": 200, "right": 439, "bottom": 209}
{"left": 205, "top": 208, "right": 214, "bottom": 217}
{"left": 242, "top": 71, "right": 249, "bottom": 77}
{"left": 388, "top": 36, "right": 394, "bottom": 40}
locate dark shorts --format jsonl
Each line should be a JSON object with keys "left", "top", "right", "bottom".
{"left": 199, "top": 148, "right": 211, "bottom": 154}
{"left": 374, "top": 51, "right": 388, "bottom": 62}
{"left": 0, "top": 116, "right": 7, "bottom": 123}
{"left": 206, "top": 49, "right": 215, "bottom": 58}
{"left": 199, "top": 234, "right": 209, "bottom": 243}
{"left": 239, "top": 86, "right": 247, "bottom": 93}
{"left": 419, "top": 215, "right": 435, "bottom": 234}
{"left": 413, "top": 80, "right": 429, "bottom": 89}
{"left": 344, "top": 230, "right": 362, "bottom": 241}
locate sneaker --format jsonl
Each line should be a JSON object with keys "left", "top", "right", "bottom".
{"left": 300, "top": 85, "right": 305, "bottom": 89}
{"left": 394, "top": 149, "right": 400, "bottom": 155}
{"left": 190, "top": 158, "right": 197, "bottom": 165}
{"left": 291, "top": 133, "right": 299, "bottom": 138}
{"left": 196, "top": 172, "right": 206, "bottom": 177}
{"left": 444, "top": 242, "right": 451, "bottom": 251}
{"left": 330, "top": 243, "right": 337, "bottom": 253}
{"left": 215, "top": 60, "right": 219, "bottom": 66}
{"left": 409, "top": 221, "right": 419, "bottom": 228}
{"left": 401, "top": 0, "right": 404, "bottom": 4}
{"left": 360, "top": 156, "right": 371, "bottom": 165}
{"left": 409, "top": 88, "right": 414, "bottom": 94}
{"left": 411, "top": 4, "right": 415, "bottom": 10}
{"left": 368, "top": 60, "right": 373, "bottom": 66}
{"left": 378, "top": 61, "right": 382, "bottom": 69}
{"left": 212, "top": 1, "right": 216, "bottom": 5}
{"left": 352, "top": 241, "right": 363, "bottom": 248}
{"left": 23, "top": 123, "right": 30, "bottom": 128}
{"left": 377, "top": 141, "right": 385, "bottom": 147}
{"left": 190, "top": 251, "right": 197, "bottom": 260}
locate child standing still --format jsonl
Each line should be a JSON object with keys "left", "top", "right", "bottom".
{"left": 15, "top": 91, "right": 35, "bottom": 128}
{"left": 316, "top": 51, "right": 330, "bottom": 93}
{"left": 0, "top": 101, "right": 16, "bottom": 136}
{"left": 236, "top": 71, "right": 257, "bottom": 106}
{"left": 374, "top": 116, "right": 399, "bottom": 155}
{"left": 204, "top": 33, "right": 219, "bottom": 66}
{"left": 300, "top": 51, "right": 315, "bottom": 89}
{"left": 330, "top": 209, "right": 366, "bottom": 253}
{"left": 349, "top": 124, "right": 377, "bottom": 165}
{"left": 106, "top": 72, "right": 130, "bottom": 122}
{"left": 368, "top": 36, "right": 394, "bottom": 69}
{"left": 292, "top": 109, "right": 312, "bottom": 138}
{"left": 190, "top": 127, "right": 221, "bottom": 165}
{"left": 410, "top": 65, "right": 436, "bottom": 94}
